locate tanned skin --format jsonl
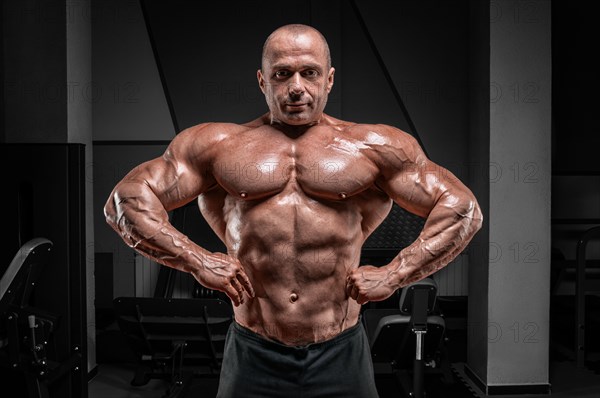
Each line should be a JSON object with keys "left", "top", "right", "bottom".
{"left": 105, "top": 24, "right": 482, "bottom": 346}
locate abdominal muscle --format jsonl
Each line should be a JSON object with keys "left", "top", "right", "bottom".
{"left": 234, "top": 273, "right": 362, "bottom": 346}
{"left": 225, "top": 187, "right": 365, "bottom": 346}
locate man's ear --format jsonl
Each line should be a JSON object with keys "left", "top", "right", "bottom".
{"left": 326, "top": 67, "right": 335, "bottom": 93}
{"left": 257, "top": 69, "right": 266, "bottom": 94}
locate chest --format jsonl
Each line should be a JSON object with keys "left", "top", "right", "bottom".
{"left": 211, "top": 132, "right": 380, "bottom": 200}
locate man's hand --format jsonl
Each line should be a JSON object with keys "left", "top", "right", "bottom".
{"left": 191, "top": 253, "right": 255, "bottom": 306}
{"left": 346, "top": 265, "right": 400, "bottom": 305}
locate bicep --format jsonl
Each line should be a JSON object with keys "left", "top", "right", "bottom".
{"left": 113, "top": 130, "right": 216, "bottom": 212}
{"left": 373, "top": 129, "right": 464, "bottom": 218}
{"left": 121, "top": 158, "right": 200, "bottom": 211}
{"left": 377, "top": 159, "right": 447, "bottom": 218}
{"left": 380, "top": 155, "right": 477, "bottom": 224}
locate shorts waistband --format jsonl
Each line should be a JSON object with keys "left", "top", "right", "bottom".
{"left": 231, "top": 318, "right": 362, "bottom": 352}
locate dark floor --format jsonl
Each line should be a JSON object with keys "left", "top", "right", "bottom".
{"left": 89, "top": 294, "right": 600, "bottom": 398}
{"left": 89, "top": 360, "right": 600, "bottom": 398}
{"left": 88, "top": 362, "right": 475, "bottom": 398}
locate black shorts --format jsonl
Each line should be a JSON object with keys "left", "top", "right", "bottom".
{"left": 216, "top": 320, "right": 379, "bottom": 398}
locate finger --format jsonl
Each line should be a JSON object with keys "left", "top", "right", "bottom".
{"left": 345, "top": 275, "right": 354, "bottom": 297}
{"left": 230, "top": 276, "right": 245, "bottom": 304}
{"left": 224, "top": 283, "right": 242, "bottom": 306}
{"left": 236, "top": 269, "right": 255, "bottom": 298}
{"left": 350, "top": 284, "right": 360, "bottom": 301}
{"left": 357, "top": 294, "right": 369, "bottom": 305}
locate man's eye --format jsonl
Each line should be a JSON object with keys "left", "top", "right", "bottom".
{"left": 303, "top": 70, "right": 318, "bottom": 77}
{"left": 275, "top": 71, "right": 290, "bottom": 78}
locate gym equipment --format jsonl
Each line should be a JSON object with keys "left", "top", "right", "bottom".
{"left": 363, "top": 278, "right": 448, "bottom": 398}
{"left": 574, "top": 225, "right": 600, "bottom": 368}
{"left": 113, "top": 296, "right": 233, "bottom": 398}
{"left": 1, "top": 143, "right": 88, "bottom": 398}
{"left": 0, "top": 238, "right": 82, "bottom": 398}
{"left": 550, "top": 225, "right": 600, "bottom": 368}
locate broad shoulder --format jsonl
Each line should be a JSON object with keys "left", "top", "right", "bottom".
{"left": 163, "top": 122, "right": 251, "bottom": 166}
{"left": 343, "top": 122, "right": 414, "bottom": 145}
{"left": 171, "top": 122, "right": 252, "bottom": 150}
{"left": 175, "top": 122, "right": 249, "bottom": 144}
{"left": 341, "top": 123, "right": 427, "bottom": 166}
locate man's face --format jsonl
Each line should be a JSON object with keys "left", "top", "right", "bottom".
{"left": 258, "top": 32, "right": 335, "bottom": 126}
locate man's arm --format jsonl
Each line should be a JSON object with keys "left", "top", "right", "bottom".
{"left": 347, "top": 126, "right": 483, "bottom": 304}
{"left": 104, "top": 123, "right": 254, "bottom": 305}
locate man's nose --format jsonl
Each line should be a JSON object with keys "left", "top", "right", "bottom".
{"left": 288, "top": 74, "right": 304, "bottom": 96}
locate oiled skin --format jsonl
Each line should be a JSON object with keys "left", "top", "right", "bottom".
{"left": 104, "top": 26, "right": 482, "bottom": 346}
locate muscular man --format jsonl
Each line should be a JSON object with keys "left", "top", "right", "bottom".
{"left": 105, "top": 24, "right": 482, "bottom": 397}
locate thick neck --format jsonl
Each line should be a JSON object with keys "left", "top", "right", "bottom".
{"left": 266, "top": 112, "right": 327, "bottom": 137}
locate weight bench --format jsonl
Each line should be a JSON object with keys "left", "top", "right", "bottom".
{"left": 113, "top": 296, "right": 233, "bottom": 398}
{"left": 1, "top": 238, "right": 81, "bottom": 398}
{"left": 363, "top": 278, "right": 448, "bottom": 398}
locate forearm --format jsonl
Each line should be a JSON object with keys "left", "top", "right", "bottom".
{"left": 386, "top": 192, "right": 483, "bottom": 288}
{"left": 104, "top": 182, "right": 210, "bottom": 274}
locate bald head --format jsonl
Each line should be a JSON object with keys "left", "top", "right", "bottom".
{"left": 261, "top": 24, "right": 331, "bottom": 71}
{"left": 257, "top": 24, "right": 335, "bottom": 126}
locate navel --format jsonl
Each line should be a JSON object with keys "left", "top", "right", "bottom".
{"left": 289, "top": 292, "right": 299, "bottom": 303}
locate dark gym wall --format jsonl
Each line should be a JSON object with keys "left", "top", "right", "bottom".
{"left": 2, "top": 0, "right": 95, "bottom": 386}
{"left": 2, "top": 0, "right": 68, "bottom": 142}
{"left": 106, "top": 0, "right": 470, "bottom": 170}
{"left": 552, "top": 2, "right": 600, "bottom": 174}
{"left": 466, "top": 0, "right": 490, "bottom": 380}
{"left": 93, "top": 0, "right": 473, "bottom": 298}
{"left": 550, "top": 2, "right": 600, "bottom": 276}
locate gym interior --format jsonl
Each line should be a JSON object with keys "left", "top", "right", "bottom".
{"left": 1, "top": 1, "right": 599, "bottom": 397}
